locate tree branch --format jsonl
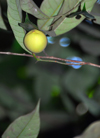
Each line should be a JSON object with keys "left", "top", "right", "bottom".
{"left": 0, "top": 51, "right": 100, "bottom": 68}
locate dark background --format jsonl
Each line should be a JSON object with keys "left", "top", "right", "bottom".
{"left": 0, "top": 0, "right": 100, "bottom": 138}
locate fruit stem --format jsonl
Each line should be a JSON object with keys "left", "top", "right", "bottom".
{"left": 32, "top": 53, "right": 41, "bottom": 61}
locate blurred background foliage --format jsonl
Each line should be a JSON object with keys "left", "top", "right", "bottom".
{"left": 0, "top": 0, "right": 100, "bottom": 138}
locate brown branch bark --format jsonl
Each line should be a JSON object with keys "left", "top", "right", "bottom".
{"left": 0, "top": 51, "right": 100, "bottom": 68}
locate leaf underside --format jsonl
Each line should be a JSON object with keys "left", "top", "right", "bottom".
{"left": 20, "top": 0, "right": 48, "bottom": 19}
{"left": 38, "top": 0, "right": 97, "bottom": 36}
{"left": 7, "top": 0, "right": 30, "bottom": 53}
{"left": 2, "top": 100, "right": 40, "bottom": 138}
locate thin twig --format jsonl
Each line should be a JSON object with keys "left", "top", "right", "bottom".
{"left": 36, "top": 56, "right": 100, "bottom": 68}
{"left": 0, "top": 51, "right": 100, "bottom": 68}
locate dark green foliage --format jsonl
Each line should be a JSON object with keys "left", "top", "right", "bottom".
{"left": 0, "top": 0, "right": 100, "bottom": 138}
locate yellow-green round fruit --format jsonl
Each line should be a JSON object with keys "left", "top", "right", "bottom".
{"left": 24, "top": 29, "right": 47, "bottom": 53}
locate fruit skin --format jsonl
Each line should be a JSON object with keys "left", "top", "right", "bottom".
{"left": 24, "top": 29, "right": 47, "bottom": 53}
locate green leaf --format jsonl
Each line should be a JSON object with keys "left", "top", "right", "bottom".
{"left": 7, "top": 0, "right": 30, "bottom": 53}
{"left": 20, "top": 0, "right": 48, "bottom": 19}
{"left": 0, "top": 6, "right": 7, "bottom": 30}
{"left": 37, "top": 0, "right": 64, "bottom": 31}
{"left": 2, "top": 100, "right": 40, "bottom": 138}
{"left": 52, "top": 0, "right": 96, "bottom": 35}
{"left": 38, "top": 0, "right": 97, "bottom": 36}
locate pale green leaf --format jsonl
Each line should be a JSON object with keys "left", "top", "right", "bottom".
{"left": 2, "top": 100, "right": 40, "bottom": 138}
{"left": 7, "top": 0, "right": 30, "bottom": 53}
{"left": 38, "top": 0, "right": 97, "bottom": 36}
{"left": 20, "top": 0, "right": 48, "bottom": 19}
{"left": 38, "top": 0, "right": 64, "bottom": 31}
{"left": 0, "top": 6, "right": 7, "bottom": 30}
